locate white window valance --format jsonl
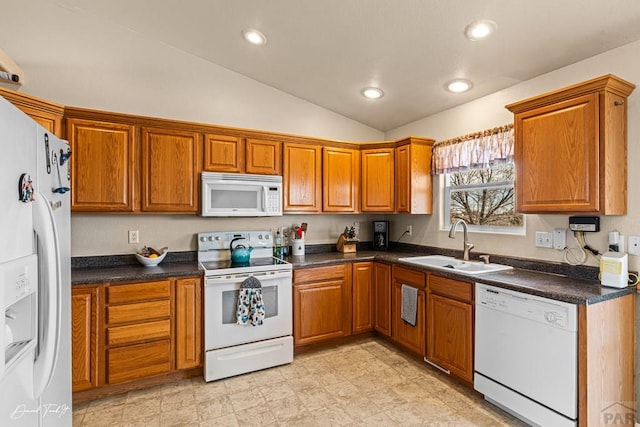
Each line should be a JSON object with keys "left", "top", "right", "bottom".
{"left": 432, "top": 124, "right": 514, "bottom": 174}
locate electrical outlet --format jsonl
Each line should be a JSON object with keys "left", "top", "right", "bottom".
{"left": 406, "top": 225, "right": 413, "bottom": 236}
{"left": 128, "top": 230, "right": 139, "bottom": 244}
{"left": 535, "top": 231, "right": 553, "bottom": 248}
{"left": 629, "top": 236, "right": 640, "bottom": 255}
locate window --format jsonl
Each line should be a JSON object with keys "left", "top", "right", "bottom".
{"left": 444, "top": 163, "right": 524, "bottom": 234}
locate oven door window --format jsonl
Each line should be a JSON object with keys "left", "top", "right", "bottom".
{"left": 221, "top": 286, "right": 278, "bottom": 324}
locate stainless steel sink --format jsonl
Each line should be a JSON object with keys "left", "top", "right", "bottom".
{"left": 398, "top": 255, "right": 513, "bottom": 275}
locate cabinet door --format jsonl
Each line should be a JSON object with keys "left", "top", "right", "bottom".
{"left": 515, "top": 93, "right": 599, "bottom": 213}
{"left": 66, "top": 119, "right": 136, "bottom": 212}
{"left": 373, "top": 262, "right": 392, "bottom": 337}
{"left": 1, "top": 88, "right": 64, "bottom": 137}
{"left": 71, "top": 286, "right": 99, "bottom": 392}
{"left": 391, "top": 282, "right": 425, "bottom": 356}
{"left": 293, "top": 265, "right": 352, "bottom": 346}
{"left": 21, "top": 106, "right": 62, "bottom": 137}
{"left": 395, "top": 141, "right": 433, "bottom": 214}
{"left": 246, "top": 138, "right": 282, "bottom": 175}
{"left": 141, "top": 127, "right": 202, "bottom": 213}
{"left": 323, "top": 146, "right": 359, "bottom": 212}
{"left": 283, "top": 143, "right": 322, "bottom": 212}
{"left": 352, "top": 262, "right": 373, "bottom": 333}
{"left": 203, "top": 134, "right": 244, "bottom": 172}
{"left": 175, "top": 277, "right": 203, "bottom": 370}
{"left": 361, "top": 148, "right": 395, "bottom": 212}
{"left": 427, "top": 293, "right": 474, "bottom": 383}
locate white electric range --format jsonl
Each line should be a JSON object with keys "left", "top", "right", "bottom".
{"left": 197, "top": 231, "right": 293, "bottom": 382}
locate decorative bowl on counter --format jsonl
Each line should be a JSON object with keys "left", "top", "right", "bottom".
{"left": 135, "top": 246, "right": 168, "bottom": 267}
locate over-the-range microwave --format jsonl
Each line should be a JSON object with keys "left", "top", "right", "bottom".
{"left": 201, "top": 172, "right": 283, "bottom": 217}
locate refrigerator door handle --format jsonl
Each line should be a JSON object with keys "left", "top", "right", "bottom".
{"left": 32, "top": 192, "right": 61, "bottom": 399}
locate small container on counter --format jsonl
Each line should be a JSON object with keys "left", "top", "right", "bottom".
{"left": 292, "top": 239, "right": 305, "bottom": 256}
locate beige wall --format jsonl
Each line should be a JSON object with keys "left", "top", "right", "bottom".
{"left": 71, "top": 214, "right": 384, "bottom": 256}
{"left": 386, "top": 40, "right": 640, "bottom": 271}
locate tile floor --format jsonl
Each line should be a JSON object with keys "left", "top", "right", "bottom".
{"left": 72, "top": 337, "right": 526, "bottom": 426}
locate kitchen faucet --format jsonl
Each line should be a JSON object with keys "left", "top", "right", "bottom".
{"left": 449, "top": 219, "right": 474, "bottom": 261}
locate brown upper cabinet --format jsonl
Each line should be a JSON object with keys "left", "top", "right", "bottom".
{"left": 506, "top": 74, "right": 635, "bottom": 215}
{"left": 395, "top": 137, "right": 434, "bottom": 214}
{"left": 203, "top": 134, "right": 244, "bottom": 173}
{"left": 0, "top": 87, "right": 64, "bottom": 137}
{"left": 66, "top": 118, "right": 137, "bottom": 212}
{"left": 140, "top": 127, "right": 202, "bottom": 213}
{"left": 245, "top": 138, "right": 282, "bottom": 175}
{"left": 323, "top": 146, "right": 359, "bottom": 212}
{"left": 65, "top": 108, "right": 202, "bottom": 214}
{"left": 361, "top": 147, "right": 395, "bottom": 212}
{"left": 283, "top": 142, "right": 322, "bottom": 212}
{"left": 203, "top": 134, "right": 282, "bottom": 175}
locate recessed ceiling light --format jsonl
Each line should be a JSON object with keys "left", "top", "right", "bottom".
{"left": 446, "top": 79, "right": 473, "bottom": 93}
{"left": 242, "top": 29, "right": 267, "bottom": 45}
{"left": 361, "top": 87, "right": 384, "bottom": 99}
{"left": 464, "top": 20, "right": 497, "bottom": 41}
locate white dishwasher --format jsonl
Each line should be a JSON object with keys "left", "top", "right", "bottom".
{"left": 474, "top": 283, "right": 578, "bottom": 427}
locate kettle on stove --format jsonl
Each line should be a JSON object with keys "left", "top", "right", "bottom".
{"left": 230, "top": 237, "right": 253, "bottom": 264}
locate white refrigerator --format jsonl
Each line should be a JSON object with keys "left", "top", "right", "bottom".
{"left": 0, "top": 95, "right": 72, "bottom": 426}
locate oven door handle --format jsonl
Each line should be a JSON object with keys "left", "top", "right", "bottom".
{"left": 205, "top": 271, "right": 292, "bottom": 286}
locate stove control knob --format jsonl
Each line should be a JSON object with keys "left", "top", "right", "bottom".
{"left": 265, "top": 234, "right": 270, "bottom": 240}
{"left": 215, "top": 236, "right": 220, "bottom": 241}
{"left": 258, "top": 234, "right": 264, "bottom": 240}
{"left": 200, "top": 236, "right": 206, "bottom": 242}
{"left": 208, "top": 236, "right": 214, "bottom": 241}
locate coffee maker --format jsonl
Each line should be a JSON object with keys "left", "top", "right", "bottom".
{"left": 373, "top": 221, "right": 389, "bottom": 250}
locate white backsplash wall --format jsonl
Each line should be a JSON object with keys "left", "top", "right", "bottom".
{"left": 71, "top": 214, "right": 384, "bottom": 256}
{"left": 385, "top": 39, "right": 640, "bottom": 273}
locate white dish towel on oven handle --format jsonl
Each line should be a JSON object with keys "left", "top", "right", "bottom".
{"left": 236, "top": 276, "right": 266, "bottom": 326}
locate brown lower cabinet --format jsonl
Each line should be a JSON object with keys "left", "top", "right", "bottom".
{"left": 391, "top": 266, "right": 426, "bottom": 356}
{"left": 293, "top": 264, "right": 353, "bottom": 346}
{"left": 373, "top": 262, "right": 392, "bottom": 337}
{"left": 352, "top": 262, "right": 374, "bottom": 334}
{"left": 71, "top": 276, "right": 203, "bottom": 397}
{"left": 426, "top": 274, "right": 474, "bottom": 384}
{"left": 71, "top": 285, "right": 100, "bottom": 392}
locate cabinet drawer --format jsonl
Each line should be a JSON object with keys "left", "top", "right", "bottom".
{"left": 107, "top": 280, "right": 171, "bottom": 304}
{"left": 393, "top": 266, "right": 426, "bottom": 289}
{"left": 107, "top": 319, "right": 171, "bottom": 346}
{"left": 428, "top": 275, "right": 473, "bottom": 302}
{"left": 106, "top": 339, "right": 172, "bottom": 384}
{"left": 294, "top": 264, "right": 345, "bottom": 283}
{"left": 107, "top": 300, "right": 171, "bottom": 324}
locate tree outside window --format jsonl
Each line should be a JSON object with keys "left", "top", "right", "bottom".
{"left": 445, "top": 163, "right": 524, "bottom": 232}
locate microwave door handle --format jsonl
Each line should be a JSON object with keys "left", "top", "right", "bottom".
{"left": 262, "top": 186, "right": 268, "bottom": 211}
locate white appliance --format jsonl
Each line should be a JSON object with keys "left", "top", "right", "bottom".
{"left": 0, "top": 96, "right": 72, "bottom": 426}
{"left": 201, "top": 172, "right": 282, "bottom": 217}
{"left": 600, "top": 251, "right": 629, "bottom": 288}
{"left": 198, "top": 231, "right": 293, "bottom": 381}
{"left": 475, "top": 283, "right": 577, "bottom": 427}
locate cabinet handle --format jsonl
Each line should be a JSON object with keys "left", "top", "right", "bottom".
{"left": 614, "top": 100, "right": 625, "bottom": 106}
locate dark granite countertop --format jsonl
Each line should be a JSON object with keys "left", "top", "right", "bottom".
{"left": 72, "top": 261, "right": 202, "bottom": 285}
{"left": 72, "top": 246, "right": 634, "bottom": 305}
{"left": 287, "top": 250, "right": 634, "bottom": 305}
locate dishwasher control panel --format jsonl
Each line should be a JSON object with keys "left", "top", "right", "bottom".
{"left": 475, "top": 283, "right": 577, "bottom": 331}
